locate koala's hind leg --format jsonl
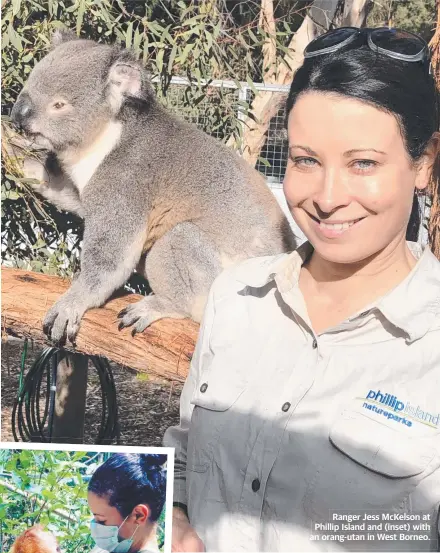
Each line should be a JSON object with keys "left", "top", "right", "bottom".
{"left": 118, "top": 222, "right": 222, "bottom": 334}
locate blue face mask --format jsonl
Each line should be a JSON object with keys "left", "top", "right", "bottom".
{"left": 90, "top": 516, "right": 139, "bottom": 553}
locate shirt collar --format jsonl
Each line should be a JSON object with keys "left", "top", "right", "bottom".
{"left": 235, "top": 241, "right": 312, "bottom": 289}
{"left": 237, "top": 241, "right": 440, "bottom": 343}
{"left": 374, "top": 242, "right": 440, "bottom": 342}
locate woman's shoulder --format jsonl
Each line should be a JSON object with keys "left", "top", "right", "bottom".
{"left": 376, "top": 242, "right": 440, "bottom": 340}
{"left": 212, "top": 250, "right": 292, "bottom": 296}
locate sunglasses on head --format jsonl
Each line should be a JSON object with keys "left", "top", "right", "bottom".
{"left": 304, "top": 27, "right": 431, "bottom": 72}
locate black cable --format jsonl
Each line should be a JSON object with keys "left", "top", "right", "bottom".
{"left": 48, "top": 352, "right": 58, "bottom": 441}
{"left": 11, "top": 347, "right": 120, "bottom": 444}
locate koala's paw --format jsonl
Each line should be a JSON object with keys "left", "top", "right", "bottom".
{"left": 43, "top": 296, "right": 84, "bottom": 345}
{"left": 117, "top": 301, "right": 154, "bottom": 337}
{"left": 117, "top": 296, "right": 184, "bottom": 336}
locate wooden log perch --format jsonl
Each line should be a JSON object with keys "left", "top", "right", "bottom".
{"left": 1, "top": 267, "right": 199, "bottom": 382}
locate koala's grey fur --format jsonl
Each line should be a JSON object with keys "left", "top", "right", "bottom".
{"left": 11, "top": 29, "right": 296, "bottom": 344}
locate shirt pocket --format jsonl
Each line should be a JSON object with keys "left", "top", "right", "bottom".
{"left": 304, "top": 410, "right": 439, "bottom": 521}
{"left": 187, "top": 357, "right": 248, "bottom": 473}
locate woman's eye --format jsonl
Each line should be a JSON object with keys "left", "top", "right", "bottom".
{"left": 352, "top": 159, "right": 378, "bottom": 171}
{"left": 291, "top": 156, "right": 318, "bottom": 168}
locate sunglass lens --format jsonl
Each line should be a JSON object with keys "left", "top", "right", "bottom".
{"left": 305, "top": 28, "right": 358, "bottom": 54}
{"left": 370, "top": 28, "right": 425, "bottom": 56}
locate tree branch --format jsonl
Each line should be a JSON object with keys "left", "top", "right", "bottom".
{"left": 1, "top": 267, "right": 198, "bottom": 382}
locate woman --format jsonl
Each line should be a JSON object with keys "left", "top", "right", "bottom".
{"left": 164, "top": 27, "right": 440, "bottom": 552}
{"left": 88, "top": 453, "right": 167, "bottom": 553}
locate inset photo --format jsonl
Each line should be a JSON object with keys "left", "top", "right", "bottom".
{"left": 0, "top": 443, "right": 173, "bottom": 553}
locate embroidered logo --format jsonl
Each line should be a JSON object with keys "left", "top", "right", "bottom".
{"left": 361, "top": 389, "right": 439, "bottom": 429}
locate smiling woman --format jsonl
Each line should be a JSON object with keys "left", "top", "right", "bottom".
{"left": 164, "top": 26, "right": 440, "bottom": 553}
{"left": 282, "top": 27, "right": 438, "bottom": 332}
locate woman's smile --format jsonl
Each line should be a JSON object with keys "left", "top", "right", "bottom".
{"left": 305, "top": 211, "right": 367, "bottom": 238}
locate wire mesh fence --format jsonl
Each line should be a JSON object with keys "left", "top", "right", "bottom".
{"left": 154, "top": 76, "right": 291, "bottom": 187}
{"left": 158, "top": 79, "right": 241, "bottom": 142}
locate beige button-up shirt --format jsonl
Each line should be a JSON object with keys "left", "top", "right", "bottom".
{"left": 164, "top": 242, "right": 440, "bottom": 552}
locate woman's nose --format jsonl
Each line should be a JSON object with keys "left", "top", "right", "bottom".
{"left": 313, "top": 168, "right": 351, "bottom": 213}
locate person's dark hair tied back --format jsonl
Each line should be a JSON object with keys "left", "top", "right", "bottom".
{"left": 140, "top": 453, "right": 167, "bottom": 472}
{"left": 88, "top": 453, "right": 167, "bottom": 521}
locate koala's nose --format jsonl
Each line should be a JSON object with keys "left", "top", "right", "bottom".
{"left": 11, "top": 95, "right": 34, "bottom": 129}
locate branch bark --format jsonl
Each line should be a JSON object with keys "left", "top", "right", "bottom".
{"left": 259, "top": 0, "right": 277, "bottom": 82}
{"left": 1, "top": 267, "right": 199, "bottom": 382}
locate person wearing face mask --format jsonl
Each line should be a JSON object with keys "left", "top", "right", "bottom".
{"left": 164, "top": 27, "right": 440, "bottom": 553}
{"left": 87, "top": 453, "right": 167, "bottom": 553}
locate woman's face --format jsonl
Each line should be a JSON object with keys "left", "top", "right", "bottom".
{"left": 88, "top": 491, "right": 136, "bottom": 540}
{"left": 283, "top": 91, "right": 431, "bottom": 264}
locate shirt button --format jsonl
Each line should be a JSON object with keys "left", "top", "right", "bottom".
{"left": 251, "top": 478, "right": 260, "bottom": 492}
{"left": 282, "top": 402, "right": 291, "bottom": 412}
{"left": 312, "top": 339, "right": 317, "bottom": 349}
{"left": 200, "top": 383, "right": 208, "bottom": 393}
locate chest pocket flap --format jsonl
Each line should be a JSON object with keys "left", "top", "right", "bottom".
{"left": 330, "top": 411, "right": 438, "bottom": 477}
{"left": 190, "top": 356, "right": 248, "bottom": 412}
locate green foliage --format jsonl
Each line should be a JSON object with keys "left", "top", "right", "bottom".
{"left": 0, "top": 449, "right": 166, "bottom": 552}
{"left": 367, "top": 0, "right": 436, "bottom": 42}
{"left": 0, "top": 449, "right": 97, "bottom": 552}
{"left": 1, "top": 0, "right": 304, "bottom": 277}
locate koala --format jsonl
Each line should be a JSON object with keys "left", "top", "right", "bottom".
{"left": 10, "top": 525, "right": 61, "bottom": 553}
{"left": 11, "top": 29, "right": 296, "bottom": 345}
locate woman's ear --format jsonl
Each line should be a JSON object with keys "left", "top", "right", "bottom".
{"left": 132, "top": 504, "right": 150, "bottom": 524}
{"left": 415, "top": 132, "right": 440, "bottom": 191}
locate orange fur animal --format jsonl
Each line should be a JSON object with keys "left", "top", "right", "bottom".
{"left": 9, "top": 525, "right": 61, "bottom": 553}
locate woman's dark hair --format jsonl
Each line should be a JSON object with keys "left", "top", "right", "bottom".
{"left": 88, "top": 453, "right": 167, "bottom": 521}
{"left": 285, "top": 44, "right": 439, "bottom": 241}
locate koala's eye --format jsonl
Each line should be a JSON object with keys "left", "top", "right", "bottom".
{"left": 53, "top": 101, "right": 66, "bottom": 110}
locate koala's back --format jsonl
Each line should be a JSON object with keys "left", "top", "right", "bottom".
{"left": 111, "top": 102, "right": 295, "bottom": 259}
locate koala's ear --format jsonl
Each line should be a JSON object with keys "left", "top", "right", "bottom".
{"left": 51, "top": 28, "right": 78, "bottom": 49}
{"left": 106, "top": 57, "right": 144, "bottom": 112}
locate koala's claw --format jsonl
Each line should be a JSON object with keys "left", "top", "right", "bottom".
{"left": 42, "top": 321, "right": 52, "bottom": 338}
{"left": 117, "top": 301, "right": 155, "bottom": 335}
{"left": 117, "top": 297, "right": 181, "bottom": 335}
{"left": 117, "top": 308, "right": 127, "bottom": 319}
{"left": 42, "top": 298, "right": 83, "bottom": 345}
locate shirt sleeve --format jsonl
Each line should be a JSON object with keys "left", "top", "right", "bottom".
{"left": 162, "top": 280, "right": 217, "bottom": 506}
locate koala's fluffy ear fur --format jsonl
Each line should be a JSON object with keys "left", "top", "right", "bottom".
{"left": 106, "top": 51, "right": 153, "bottom": 113}
{"left": 51, "top": 28, "right": 78, "bottom": 49}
